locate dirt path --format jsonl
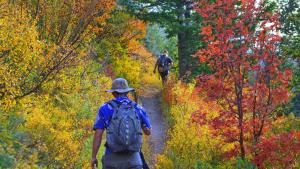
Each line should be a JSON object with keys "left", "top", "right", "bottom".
{"left": 140, "top": 86, "right": 167, "bottom": 168}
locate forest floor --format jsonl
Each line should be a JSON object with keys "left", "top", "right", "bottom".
{"left": 140, "top": 85, "right": 168, "bottom": 168}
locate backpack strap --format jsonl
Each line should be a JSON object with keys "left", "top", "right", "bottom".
{"left": 130, "top": 101, "right": 137, "bottom": 108}
{"left": 107, "top": 100, "right": 120, "bottom": 110}
{"left": 106, "top": 100, "right": 121, "bottom": 126}
{"left": 130, "top": 101, "right": 141, "bottom": 122}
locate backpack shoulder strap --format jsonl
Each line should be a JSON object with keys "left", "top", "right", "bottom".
{"left": 107, "top": 100, "right": 119, "bottom": 109}
{"left": 107, "top": 100, "right": 122, "bottom": 120}
{"left": 130, "top": 101, "right": 141, "bottom": 121}
{"left": 130, "top": 101, "right": 137, "bottom": 109}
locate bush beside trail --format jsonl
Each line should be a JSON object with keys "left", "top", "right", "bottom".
{"left": 156, "top": 77, "right": 300, "bottom": 169}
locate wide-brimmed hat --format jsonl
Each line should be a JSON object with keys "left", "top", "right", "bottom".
{"left": 106, "top": 78, "right": 134, "bottom": 93}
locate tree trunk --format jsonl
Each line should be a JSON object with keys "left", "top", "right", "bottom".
{"left": 238, "top": 112, "right": 246, "bottom": 159}
{"left": 236, "top": 83, "right": 246, "bottom": 159}
{"left": 178, "top": 32, "right": 189, "bottom": 78}
{"left": 177, "top": 0, "right": 193, "bottom": 79}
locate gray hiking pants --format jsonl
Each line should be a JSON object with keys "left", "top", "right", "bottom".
{"left": 101, "top": 152, "right": 143, "bottom": 169}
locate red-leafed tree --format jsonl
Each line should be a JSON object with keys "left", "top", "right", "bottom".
{"left": 194, "top": 0, "right": 291, "bottom": 159}
{"left": 252, "top": 131, "right": 300, "bottom": 168}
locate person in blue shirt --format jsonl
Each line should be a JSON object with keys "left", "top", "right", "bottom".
{"left": 153, "top": 50, "right": 173, "bottom": 84}
{"left": 91, "top": 78, "right": 151, "bottom": 169}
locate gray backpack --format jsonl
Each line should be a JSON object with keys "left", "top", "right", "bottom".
{"left": 106, "top": 100, "right": 143, "bottom": 153}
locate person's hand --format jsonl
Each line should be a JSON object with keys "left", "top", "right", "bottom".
{"left": 142, "top": 127, "right": 151, "bottom": 135}
{"left": 91, "top": 157, "right": 98, "bottom": 169}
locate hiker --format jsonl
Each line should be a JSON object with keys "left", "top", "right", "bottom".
{"left": 91, "top": 78, "right": 151, "bottom": 169}
{"left": 153, "top": 50, "right": 173, "bottom": 84}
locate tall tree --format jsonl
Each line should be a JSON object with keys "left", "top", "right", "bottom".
{"left": 194, "top": 0, "right": 291, "bottom": 159}
{"left": 119, "top": 0, "right": 203, "bottom": 79}
{"left": 277, "top": 0, "right": 300, "bottom": 116}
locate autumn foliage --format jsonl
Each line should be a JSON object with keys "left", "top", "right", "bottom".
{"left": 156, "top": 0, "right": 299, "bottom": 167}
{"left": 252, "top": 131, "right": 300, "bottom": 168}
{"left": 157, "top": 78, "right": 228, "bottom": 169}
{"left": 0, "top": 0, "right": 159, "bottom": 168}
{"left": 192, "top": 0, "right": 297, "bottom": 167}
{"left": 1, "top": 0, "right": 300, "bottom": 168}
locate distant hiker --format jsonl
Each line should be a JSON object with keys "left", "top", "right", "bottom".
{"left": 91, "top": 78, "right": 151, "bottom": 169}
{"left": 153, "top": 50, "right": 173, "bottom": 83}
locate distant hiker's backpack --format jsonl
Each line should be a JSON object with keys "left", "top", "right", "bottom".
{"left": 106, "top": 100, "right": 142, "bottom": 153}
{"left": 158, "top": 55, "right": 170, "bottom": 72}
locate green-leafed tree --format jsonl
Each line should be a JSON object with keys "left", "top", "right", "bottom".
{"left": 144, "top": 24, "right": 178, "bottom": 70}
{"left": 277, "top": 0, "right": 300, "bottom": 116}
{"left": 118, "top": 0, "right": 205, "bottom": 79}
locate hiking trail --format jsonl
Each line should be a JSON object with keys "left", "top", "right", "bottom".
{"left": 140, "top": 86, "right": 167, "bottom": 168}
